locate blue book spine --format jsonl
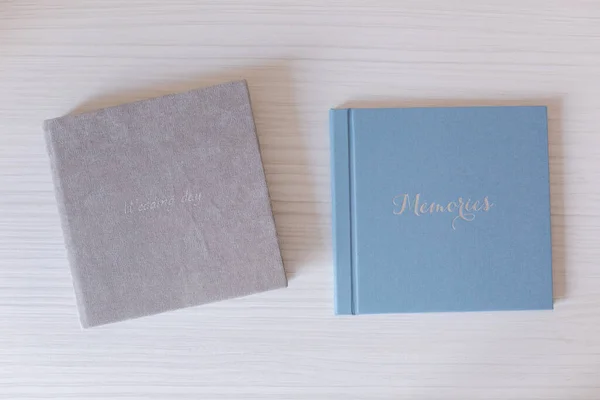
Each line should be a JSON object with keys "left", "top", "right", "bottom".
{"left": 330, "top": 109, "right": 355, "bottom": 315}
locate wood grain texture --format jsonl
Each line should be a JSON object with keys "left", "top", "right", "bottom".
{"left": 1, "top": 1, "right": 600, "bottom": 399}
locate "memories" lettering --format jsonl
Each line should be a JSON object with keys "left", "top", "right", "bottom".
{"left": 392, "top": 193, "right": 495, "bottom": 230}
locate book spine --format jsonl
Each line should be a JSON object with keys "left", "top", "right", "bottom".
{"left": 330, "top": 109, "right": 354, "bottom": 315}
{"left": 43, "top": 121, "right": 90, "bottom": 328}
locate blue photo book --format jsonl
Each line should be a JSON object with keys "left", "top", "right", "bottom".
{"left": 330, "top": 106, "right": 553, "bottom": 315}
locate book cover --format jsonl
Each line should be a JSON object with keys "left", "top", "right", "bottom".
{"left": 44, "top": 80, "right": 287, "bottom": 328}
{"left": 330, "top": 106, "right": 552, "bottom": 315}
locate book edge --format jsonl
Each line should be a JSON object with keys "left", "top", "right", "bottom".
{"left": 330, "top": 109, "right": 354, "bottom": 315}
{"left": 43, "top": 121, "right": 91, "bottom": 328}
{"left": 541, "top": 106, "right": 555, "bottom": 309}
{"left": 330, "top": 104, "right": 548, "bottom": 111}
{"left": 242, "top": 82, "right": 288, "bottom": 287}
{"left": 44, "top": 79, "right": 249, "bottom": 125}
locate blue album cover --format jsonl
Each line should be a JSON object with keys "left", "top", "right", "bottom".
{"left": 330, "top": 106, "right": 552, "bottom": 315}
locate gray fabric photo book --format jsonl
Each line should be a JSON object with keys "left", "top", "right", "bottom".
{"left": 44, "top": 80, "right": 287, "bottom": 328}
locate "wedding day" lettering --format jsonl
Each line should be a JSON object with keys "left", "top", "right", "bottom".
{"left": 392, "top": 193, "right": 494, "bottom": 230}
{"left": 124, "top": 189, "right": 202, "bottom": 215}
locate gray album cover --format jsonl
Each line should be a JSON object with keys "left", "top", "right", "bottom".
{"left": 44, "top": 80, "right": 287, "bottom": 328}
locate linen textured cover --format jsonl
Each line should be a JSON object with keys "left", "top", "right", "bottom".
{"left": 44, "top": 80, "right": 286, "bottom": 328}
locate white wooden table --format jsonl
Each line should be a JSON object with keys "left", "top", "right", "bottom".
{"left": 2, "top": 1, "right": 599, "bottom": 399}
